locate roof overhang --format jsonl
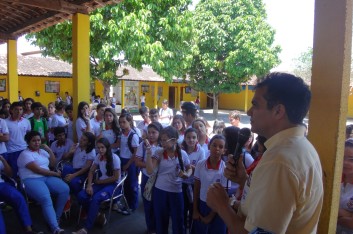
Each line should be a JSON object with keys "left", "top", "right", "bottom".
{"left": 0, "top": 0, "right": 122, "bottom": 44}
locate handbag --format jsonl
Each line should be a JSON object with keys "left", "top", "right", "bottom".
{"left": 143, "top": 170, "right": 158, "bottom": 201}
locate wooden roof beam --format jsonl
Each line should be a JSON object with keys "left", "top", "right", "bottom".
{"left": 5, "top": 0, "right": 89, "bottom": 14}
{"left": 0, "top": 32, "right": 17, "bottom": 40}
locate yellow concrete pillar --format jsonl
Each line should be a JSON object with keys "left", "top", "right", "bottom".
{"left": 7, "top": 40, "right": 18, "bottom": 103}
{"left": 72, "top": 13, "right": 90, "bottom": 108}
{"left": 72, "top": 13, "right": 90, "bottom": 142}
{"left": 121, "top": 80, "right": 125, "bottom": 108}
{"left": 154, "top": 82, "right": 158, "bottom": 108}
{"left": 309, "top": 0, "right": 352, "bottom": 232}
{"left": 244, "top": 84, "right": 249, "bottom": 112}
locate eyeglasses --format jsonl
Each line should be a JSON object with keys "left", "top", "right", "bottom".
{"left": 160, "top": 138, "right": 176, "bottom": 144}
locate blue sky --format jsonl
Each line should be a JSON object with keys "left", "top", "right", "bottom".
{"left": 0, "top": 0, "right": 315, "bottom": 71}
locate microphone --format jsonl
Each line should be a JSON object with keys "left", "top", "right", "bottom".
{"left": 233, "top": 128, "right": 251, "bottom": 168}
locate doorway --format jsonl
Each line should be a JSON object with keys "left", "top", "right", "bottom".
{"left": 168, "top": 87, "right": 176, "bottom": 108}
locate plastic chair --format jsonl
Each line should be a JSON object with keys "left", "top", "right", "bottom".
{"left": 77, "top": 171, "right": 129, "bottom": 228}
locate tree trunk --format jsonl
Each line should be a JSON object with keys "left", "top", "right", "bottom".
{"left": 213, "top": 93, "right": 219, "bottom": 119}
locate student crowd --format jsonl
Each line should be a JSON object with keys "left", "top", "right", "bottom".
{"left": 0, "top": 93, "right": 263, "bottom": 234}
{"left": 0, "top": 72, "right": 351, "bottom": 234}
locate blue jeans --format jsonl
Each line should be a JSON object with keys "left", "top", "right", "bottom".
{"left": 141, "top": 173, "right": 156, "bottom": 232}
{"left": 23, "top": 176, "right": 70, "bottom": 232}
{"left": 77, "top": 183, "right": 118, "bottom": 230}
{"left": 120, "top": 157, "right": 139, "bottom": 210}
{"left": 153, "top": 187, "right": 185, "bottom": 234}
{"left": 191, "top": 200, "right": 226, "bottom": 234}
{"left": 0, "top": 182, "right": 32, "bottom": 228}
{"left": 4, "top": 151, "right": 22, "bottom": 178}
{"left": 62, "top": 165, "right": 87, "bottom": 196}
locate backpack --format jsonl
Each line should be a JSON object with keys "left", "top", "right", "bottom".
{"left": 29, "top": 117, "right": 48, "bottom": 134}
{"left": 127, "top": 128, "right": 143, "bottom": 154}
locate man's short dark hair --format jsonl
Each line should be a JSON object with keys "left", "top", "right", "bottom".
{"left": 31, "top": 102, "right": 43, "bottom": 110}
{"left": 65, "top": 104, "right": 73, "bottom": 112}
{"left": 10, "top": 101, "right": 23, "bottom": 110}
{"left": 181, "top": 102, "right": 197, "bottom": 117}
{"left": 53, "top": 126, "right": 66, "bottom": 136}
{"left": 149, "top": 108, "right": 158, "bottom": 115}
{"left": 139, "top": 106, "right": 149, "bottom": 115}
{"left": 256, "top": 72, "right": 311, "bottom": 124}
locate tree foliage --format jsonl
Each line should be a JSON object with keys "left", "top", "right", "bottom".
{"left": 26, "top": 0, "right": 194, "bottom": 86}
{"left": 188, "top": 0, "right": 281, "bottom": 117}
{"left": 292, "top": 47, "right": 313, "bottom": 83}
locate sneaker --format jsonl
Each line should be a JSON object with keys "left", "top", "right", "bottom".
{"left": 121, "top": 208, "right": 131, "bottom": 215}
{"left": 72, "top": 228, "right": 87, "bottom": 234}
{"left": 95, "top": 213, "right": 107, "bottom": 227}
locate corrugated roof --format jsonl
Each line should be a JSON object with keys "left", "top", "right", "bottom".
{"left": 0, "top": 55, "right": 72, "bottom": 77}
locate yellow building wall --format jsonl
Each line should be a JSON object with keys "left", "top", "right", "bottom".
{"left": 94, "top": 80, "right": 104, "bottom": 98}
{"left": 216, "top": 87, "right": 255, "bottom": 112}
{"left": 0, "top": 75, "right": 73, "bottom": 106}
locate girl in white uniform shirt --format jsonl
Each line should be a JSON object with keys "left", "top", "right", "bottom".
{"left": 75, "top": 102, "right": 92, "bottom": 141}
{"left": 337, "top": 139, "right": 353, "bottom": 233}
{"left": 146, "top": 126, "right": 192, "bottom": 234}
{"left": 17, "top": 131, "right": 69, "bottom": 234}
{"left": 192, "top": 118, "right": 210, "bottom": 157}
{"left": 192, "top": 135, "right": 228, "bottom": 234}
{"left": 135, "top": 122, "right": 163, "bottom": 234}
{"left": 118, "top": 113, "right": 140, "bottom": 211}
{"left": 98, "top": 108, "right": 120, "bottom": 153}
{"left": 181, "top": 127, "right": 205, "bottom": 231}
{"left": 172, "top": 115, "right": 186, "bottom": 145}
{"left": 50, "top": 101, "right": 67, "bottom": 131}
{"left": 74, "top": 137, "right": 121, "bottom": 234}
{"left": 61, "top": 132, "right": 96, "bottom": 196}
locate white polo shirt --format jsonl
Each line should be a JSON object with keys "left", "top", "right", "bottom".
{"left": 75, "top": 117, "right": 87, "bottom": 140}
{"left": 153, "top": 148, "right": 190, "bottom": 193}
{"left": 51, "top": 113, "right": 67, "bottom": 128}
{"left": 72, "top": 148, "right": 96, "bottom": 169}
{"left": 119, "top": 130, "right": 139, "bottom": 159}
{"left": 135, "top": 142, "right": 161, "bottom": 176}
{"left": 17, "top": 149, "right": 50, "bottom": 179}
{"left": 94, "top": 153, "right": 121, "bottom": 182}
{"left": 101, "top": 129, "right": 119, "bottom": 153}
{"left": 0, "top": 119, "right": 9, "bottom": 154}
{"left": 90, "top": 118, "right": 103, "bottom": 137}
{"left": 5, "top": 117, "right": 31, "bottom": 153}
{"left": 194, "top": 157, "right": 228, "bottom": 202}
{"left": 50, "top": 139, "right": 74, "bottom": 163}
{"left": 183, "top": 144, "right": 205, "bottom": 185}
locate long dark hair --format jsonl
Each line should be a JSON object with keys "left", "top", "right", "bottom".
{"left": 77, "top": 101, "right": 89, "bottom": 119}
{"left": 104, "top": 108, "right": 121, "bottom": 136}
{"left": 96, "top": 137, "right": 114, "bottom": 177}
{"left": 161, "top": 126, "right": 184, "bottom": 171}
{"left": 119, "top": 112, "right": 135, "bottom": 130}
{"left": 181, "top": 128, "right": 198, "bottom": 151}
{"left": 82, "top": 131, "right": 96, "bottom": 153}
{"left": 147, "top": 122, "right": 163, "bottom": 146}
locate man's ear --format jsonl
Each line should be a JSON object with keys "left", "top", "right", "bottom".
{"left": 274, "top": 104, "right": 286, "bottom": 120}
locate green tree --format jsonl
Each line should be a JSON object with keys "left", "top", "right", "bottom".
{"left": 188, "top": 0, "right": 281, "bottom": 118}
{"left": 26, "top": 0, "right": 194, "bottom": 98}
{"left": 292, "top": 47, "right": 313, "bottom": 83}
